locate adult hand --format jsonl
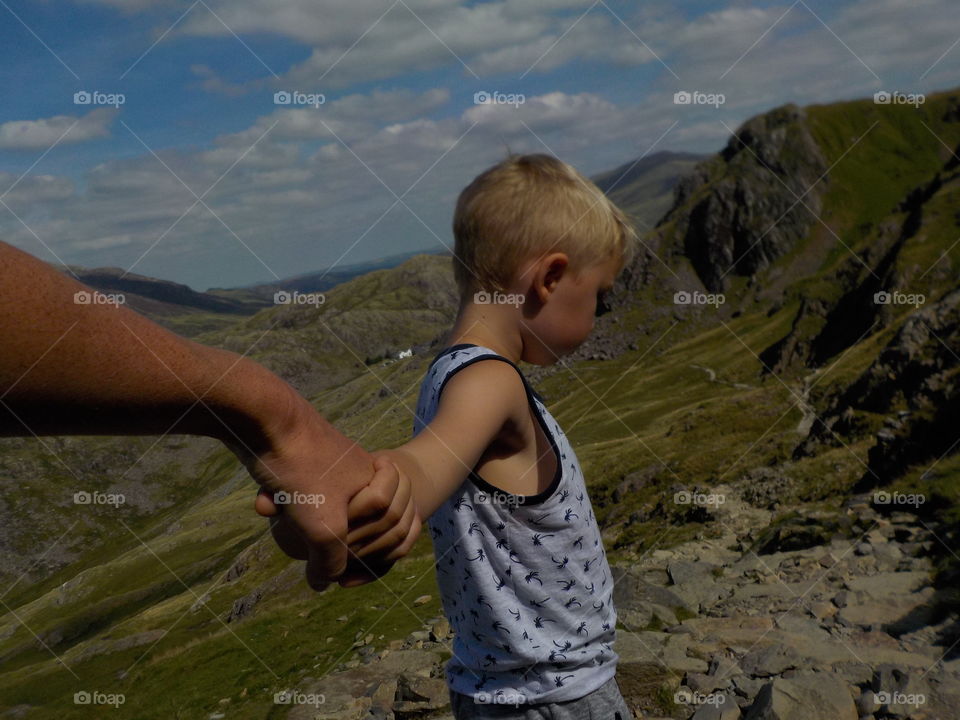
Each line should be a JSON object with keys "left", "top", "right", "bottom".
{"left": 224, "top": 390, "right": 408, "bottom": 591}
{"left": 254, "top": 455, "right": 421, "bottom": 588}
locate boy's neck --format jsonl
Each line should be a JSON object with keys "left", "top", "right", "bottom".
{"left": 444, "top": 300, "right": 524, "bottom": 364}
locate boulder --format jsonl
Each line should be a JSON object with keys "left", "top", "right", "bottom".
{"left": 745, "top": 672, "right": 856, "bottom": 719}
{"left": 739, "top": 645, "right": 804, "bottom": 677}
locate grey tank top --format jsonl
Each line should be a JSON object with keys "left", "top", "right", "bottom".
{"left": 413, "top": 344, "right": 619, "bottom": 704}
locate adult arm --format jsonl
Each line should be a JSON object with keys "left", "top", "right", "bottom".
{"left": 0, "top": 239, "right": 380, "bottom": 589}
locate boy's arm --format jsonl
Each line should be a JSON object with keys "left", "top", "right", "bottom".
{"left": 376, "top": 359, "right": 527, "bottom": 521}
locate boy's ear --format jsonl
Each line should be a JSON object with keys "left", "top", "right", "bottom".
{"left": 531, "top": 252, "right": 569, "bottom": 303}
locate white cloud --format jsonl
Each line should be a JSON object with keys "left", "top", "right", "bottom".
{"left": 0, "top": 174, "right": 75, "bottom": 204}
{"left": 0, "top": 88, "right": 661, "bottom": 287}
{"left": 0, "top": 109, "right": 117, "bottom": 150}
{"left": 163, "top": 0, "right": 649, "bottom": 90}
{"left": 9, "top": 0, "right": 960, "bottom": 288}
{"left": 75, "top": 0, "right": 960, "bottom": 99}
{"left": 215, "top": 87, "right": 451, "bottom": 147}
{"left": 190, "top": 64, "right": 249, "bottom": 97}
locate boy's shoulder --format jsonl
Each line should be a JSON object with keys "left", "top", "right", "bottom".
{"left": 423, "top": 345, "right": 530, "bottom": 423}
{"left": 426, "top": 344, "right": 522, "bottom": 385}
{"left": 435, "top": 348, "right": 526, "bottom": 395}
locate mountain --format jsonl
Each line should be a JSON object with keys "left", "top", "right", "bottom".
{"left": 3, "top": 89, "right": 959, "bottom": 719}
{"left": 61, "top": 266, "right": 270, "bottom": 337}
{"left": 219, "top": 247, "right": 451, "bottom": 299}
{"left": 58, "top": 152, "right": 697, "bottom": 340}
{"left": 59, "top": 250, "right": 454, "bottom": 338}
{"left": 591, "top": 150, "right": 706, "bottom": 229}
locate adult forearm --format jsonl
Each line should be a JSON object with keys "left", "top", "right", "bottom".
{"left": 0, "top": 241, "right": 390, "bottom": 587}
{"left": 0, "top": 240, "right": 292, "bottom": 454}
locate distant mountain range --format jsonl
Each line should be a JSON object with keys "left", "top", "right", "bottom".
{"left": 58, "top": 151, "right": 704, "bottom": 337}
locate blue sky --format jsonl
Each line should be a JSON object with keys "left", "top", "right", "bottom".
{"left": 0, "top": 0, "right": 957, "bottom": 290}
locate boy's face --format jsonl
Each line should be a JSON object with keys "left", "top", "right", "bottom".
{"left": 520, "top": 252, "right": 622, "bottom": 365}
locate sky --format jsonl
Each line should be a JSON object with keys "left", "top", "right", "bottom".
{"left": 0, "top": 0, "right": 957, "bottom": 290}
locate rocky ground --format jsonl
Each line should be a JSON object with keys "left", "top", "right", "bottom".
{"left": 263, "top": 487, "right": 957, "bottom": 720}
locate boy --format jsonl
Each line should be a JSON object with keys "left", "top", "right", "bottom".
{"left": 386, "top": 153, "right": 637, "bottom": 718}
{"left": 264, "top": 153, "right": 637, "bottom": 717}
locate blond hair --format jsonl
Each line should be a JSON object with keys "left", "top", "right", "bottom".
{"left": 452, "top": 153, "right": 639, "bottom": 299}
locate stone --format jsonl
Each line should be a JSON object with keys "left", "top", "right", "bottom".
{"left": 809, "top": 601, "right": 837, "bottom": 620}
{"left": 873, "top": 543, "right": 903, "bottom": 566}
{"left": 687, "top": 671, "right": 725, "bottom": 695}
{"left": 676, "top": 616, "right": 776, "bottom": 646}
{"left": 690, "top": 690, "right": 742, "bottom": 719}
{"left": 843, "top": 631, "right": 932, "bottom": 668}
{"left": 651, "top": 602, "right": 679, "bottom": 627}
{"left": 669, "top": 559, "right": 719, "bottom": 586}
{"left": 818, "top": 552, "right": 839, "bottom": 568}
{"left": 830, "top": 661, "right": 873, "bottom": 686}
{"left": 739, "top": 645, "right": 805, "bottom": 677}
{"left": 662, "top": 633, "right": 710, "bottom": 673}
{"left": 744, "top": 672, "right": 857, "bottom": 719}
{"left": 614, "top": 572, "right": 695, "bottom": 614}
{"left": 844, "top": 571, "right": 929, "bottom": 596}
{"left": 429, "top": 617, "right": 451, "bottom": 642}
{"left": 870, "top": 664, "right": 931, "bottom": 719}
{"left": 856, "top": 689, "right": 880, "bottom": 716}
{"left": 837, "top": 586, "right": 936, "bottom": 629}
{"left": 393, "top": 675, "right": 449, "bottom": 717}
{"left": 620, "top": 605, "right": 654, "bottom": 629}
{"left": 616, "top": 630, "right": 670, "bottom": 663}
{"left": 732, "top": 675, "right": 766, "bottom": 702}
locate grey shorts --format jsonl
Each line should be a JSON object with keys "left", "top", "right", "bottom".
{"left": 448, "top": 676, "right": 631, "bottom": 720}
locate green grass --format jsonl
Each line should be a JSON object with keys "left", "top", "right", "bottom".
{"left": 0, "top": 510, "right": 442, "bottom": 719}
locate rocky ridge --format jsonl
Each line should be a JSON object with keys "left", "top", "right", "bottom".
{"left": 254, "top": 489, "right": 955, "bottom": 720}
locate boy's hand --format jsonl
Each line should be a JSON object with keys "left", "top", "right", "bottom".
{"left": 255, "top": 455, "right": 421, "bottom": 588}
{"left": 345, "top": 454, "right": 422, "bottom": 563}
